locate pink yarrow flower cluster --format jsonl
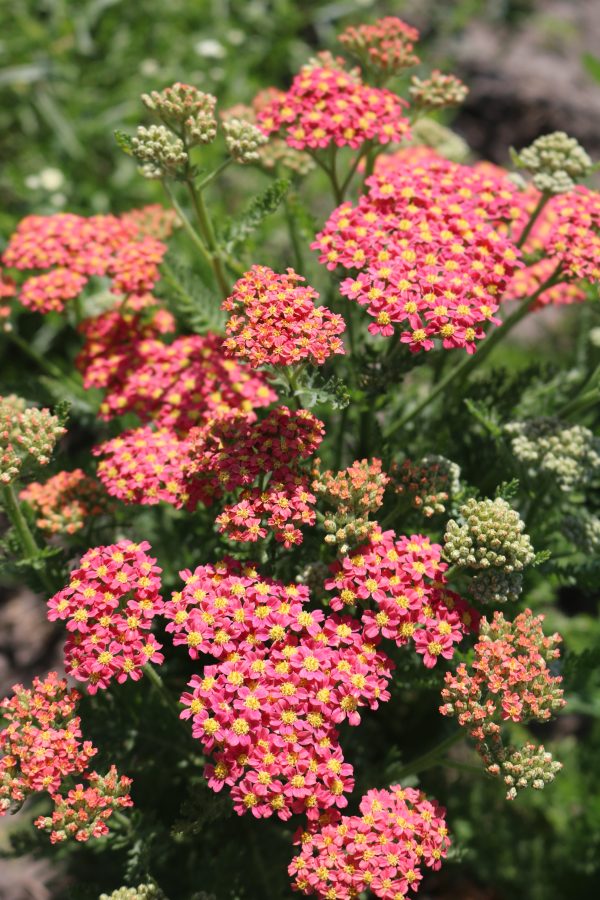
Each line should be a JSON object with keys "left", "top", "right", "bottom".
{"left": 2, "top": 212, "right": 167, "bottom": 313}
{"left": 187, "top": 406, "right": 324, "bottom": 546}
{"left": 289, "top": 784, "right": 450, "bottom": 899}
{"left": 19, "top": 468, "right": 111, "bottom": 535}
{"left": 167, "top": 559, "right": 393, "bottom": 821}
{"left": 94, "top": 426, "right": 192, "bottom": 507}
{"left": 313, "top": 149, "right": 522, "bottom": 352}
{"left": 326, "top": 527, "right": 478, "bottom": 667}
{"left": 257, "top": 58, "right": 410, "bottom": 151}
{"left": 338, "top": 17, "right": 420, "bottom": 74}
{"left": 223, "top": 265, "right": 345, "bottom": 367}
{"left": 47, "top": 540, "right": 164, "bottom": 692}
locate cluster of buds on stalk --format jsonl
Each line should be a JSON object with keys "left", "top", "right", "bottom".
{"left": 511, "top": 131, "right": 594, "bottom": 194}
{"left": 441, "top": 609, "right": 565, "bottom": 799}
{"left": 130, "top": 125, "right": 188, "bottom": 179}
{"left": 562, "top": 511, "right": 600, "bottom": 555}
{"left": 444, "top": 497, "right": 535, "bottom": 603}
{"left": 142, "top": 82, "right": 218, "bottom": 145}
{"left": 222, "top": 117, "right": 268, "bottom": 164}
{"left": 100, "top": 886, "right": 167, "bottom": 900}
{"left": 313, "top": 458, "right": 389, "bottom": 554}
{"left": 505, "top": 417, "right": 600, "bottom": 492}
{"left": 391, "top": 454, "right": 460, "bottom": 518}
{"left": 1, "top": 395, "right": 66, "bottom": 484}
{"left": 338, "top": 16, "right": 420, "bottom": 76}
{"left": 409, "top": 70, "right": 469, "bottom": 111}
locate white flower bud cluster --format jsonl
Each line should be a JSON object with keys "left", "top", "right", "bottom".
{"left": 505, "top": 417, "right": 600, "bottom": 492}
{"left": 409, "top": 70, "right": 469, "bottom": 110}
{"left": 499, "top": 743, "right": 562, "bottom": 801}
{"left": 512, "top": 131, "right": 593, "bottom": 194}
{"left": 444, "top": 497, "right": 534, "bottom": 603}
{"left": 142, "top": 83, "right": 218, "bottom": 146}
{"left": 131, "top": 125, "right": 188, "bottom": 179}
{"left": 99, "top": 885, "right": 166, "bottom": 900}
{"left": 222, "top": 118, "right": 268, "bottom": 164}
{"left": 1, "top": 395, "right": 66, "bottom": 484}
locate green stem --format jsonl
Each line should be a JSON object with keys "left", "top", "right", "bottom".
{"left": 339, "top": 143, "right": 371, "bottom": 199}
{"left": 392, "top": 730, "right": 465, "bottom": 782}
{"left": 185, "top": 178, "right": 230, "bottom": 299}
{"left": 142, "top": 663, "right": 192, "bottom": 743}
{"left": 384, "top": 269, "right": 564, "bottom": 440}
{"left": 284, "top": 195, "right": 305, "bottom": 273}
{"left": 1, "top": 483, "right": 54, "bottom": 593}
{"left": 161, "top": 179, "right": 214, "bottom": 271}
{"left": 7, "top": 330, "right": 84, "bottom": 396}
{"left": 196, "top": 157, "right": 233, "bottom": 191}
{"left": 516, "top": 191, "right": 551, "bottom": 249}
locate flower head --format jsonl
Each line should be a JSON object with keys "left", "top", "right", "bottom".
{"left": 338, "top": 17, "right": 421, "bottom": 75}
{"left": 1, "top": 395, "right": 65, "bottom": 484}
{"left": 20, "top": 469, "right": 111, "bottom": 535}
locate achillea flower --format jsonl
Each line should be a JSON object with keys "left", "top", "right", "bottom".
{"left": 2, "top": 211, "right": 167, "bottom": 313}
{"left": 314, "top": 458, "right": 389, "bottom": 554}
{"left": 223, "top": 92, "right": 313, "bottom": 174}
{"left": 390, "top": 454, "right": 461, "bottom": 518}
{"left": 440, "top": 609, "right": 565, "bottom": 798}
{"left": 325, "top": 527, "right": 478, "bottom": 667}
{"left": 312, "top": 152, "right": 521, "bottom": 352}
{"left": 97, "top": 333, "right": 276, "bottom": 432}
{"left": 511, "top": 132, "right": 593, "bottom": 194}
{"left": 1, "top": 395, "right": 66, "bottom": 484}
{"left": 119, "top": 204, "right": 178, "bottom": 240}
{"left": 94, "top": 427, "right": 192, "bottom": 508}
{"left": 76, "top": 306, "right": 175, "bottom": 393}
{"left": 0, "top": 672, "right": 96, "bottom": 815}
{"left": 257, "top": 60, "right": 410, "bottom": 151}
{"left": 289, "top": 783, "right": 450, "bottom": 898}
{"left": 142, "top": 83, "right": 218, "bottom": 146}
{"left": 100, "top": 885, "right": 167, "bottom": 900}
{"left": 187, "top": 406, "right": 324, "bottom": 545}
{"left": 47, "top": 540, "right": 164, "bottom": 692}
{"left": 34, "top": 765, "right": 132, "bottom": 843}
{"left": 222, "top": 265, "right": 345, "bottom": 367}
{"left": 19, "top": 469, "right": 110, "bottom": 536}
{"left": 338, "top": 17, "right": 421, "bottom": 74}
{"left": 168, "top": 559, "right": 393, "bottom": 820}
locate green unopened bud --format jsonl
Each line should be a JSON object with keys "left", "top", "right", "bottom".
{"left": 142, "top": 83, "right": 218, "bottom": 146}
{"left": 410, "top": 118, "right": 470, "bottom": 163}
{"left": 1, "top": 395, "right": 66, "bottom": 484}
{"left": 99, "top": 884, "right": 167, "bottom": 900}
{"left": 444, "top": 497, "right": 534, "bottom": 578}
{"left": 500, "top": 743, "right": 562, "bottom": 800}
{"left": 131, "top": 125, "right": 188, "bottom": 178}
{"left": 470, "top": 569, "right": 523, "bottom": 605}
{"left": 562, "top": 512, "right": 600, "bottom": 555}
{"left": 511, "top": 131, "right": 593, "bottom": 194}
{"left": 223, "top": 118, "right": 268, "bottom": 164}
{"left": 409, "top": 70, "right": 469, "bottom": 110}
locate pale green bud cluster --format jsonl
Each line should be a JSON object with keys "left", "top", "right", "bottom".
{"left": 295, "top": 561, "right": 330, "bottom": 601}
{"left": 142, "top": 83, "right": 218, "bottom": 146}
{"left": 498, "top": 743, "right": 562, "bottom": 801}
{"left": 99, "top": 884, "right": 166, "bottom": 900}
{"left": 561, "top": 511, "right": 600, "bottom": 554}
{"left": 410, "top": 118, "right": 470, "bottom": 163}
{"left": 409, "top": 70, "right": 469, "bottom": 110}
{"left": 1, "top": 395, "right": 66, "bottom": 484}
{"left": 505, "top": 417, "right": 600, "bottom": 492}
{"left": 131, "top": 125, "right": 188, "bottom": 179}
{"left": 444, "top": 497, "right": 534, "bottom": 602}
{"left": 511, "top": 131, "right": 593, "bottom": 193}
{"left": 223, "top": 118, "right": 268, "bottom": 164}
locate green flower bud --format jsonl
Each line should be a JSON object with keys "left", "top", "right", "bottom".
{"left": 99, "top": 885, "right": 167, "bottom": 900}
{"left": 1, "top": 395, "right": 66, "bottom": 484}
{"left": 511, "top": 131, "right": 593, "bottom": 194}
{"left": 500, "top": 743, "right": 562, "bottom": 801}
{"left": 223, "top": 118, "right": 268, "bottom": 164}
{"left": 131, "top": 125, "right": 188, "bottom": 179}
{"left": 142, "top": 83, "right": 218, "bottom": 146}
{"left": 409, "top": 70, "right": 468, "bottom": 111}
{"left": 505, "top": 417, "right": 600, "bottom": 492}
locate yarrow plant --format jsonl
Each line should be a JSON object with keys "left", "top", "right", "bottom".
{"left": 0, "top": 12, "right": 597, "bottom": 899}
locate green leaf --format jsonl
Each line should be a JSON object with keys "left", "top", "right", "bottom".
{"left": 463, "top": 398, "right": 502, "bottom": 438}
{"left": 220, "top": 178, "right": 290, "bottom": 254}
{"left": 114, "top": 129, "right": 134, "bottom": 156}
{"left": 494, "top": 478, "right": 520, "bottom": 501}
{"left": 159, "top": 258, "right": 225, "bottom": 334}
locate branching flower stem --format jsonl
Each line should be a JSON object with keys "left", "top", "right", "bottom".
{"left": 391, "top": 730, "right": 465, "bottom": 781}
{"left": 0, "top": 483, "right": 54, "bottom": 594}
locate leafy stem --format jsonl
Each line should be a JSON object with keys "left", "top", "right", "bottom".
{"left": 0, "top": 483, "right": 55, "bottom": 593}
{"left": 391, "top": 730, "right": 465, "bottom": 782}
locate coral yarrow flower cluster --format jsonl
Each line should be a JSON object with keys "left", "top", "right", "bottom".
{"left": 257, "top": 58, "right": 410, "bottom": 151}
{"left": 314, "top": 458, "right": 389, "bottom": 554}
{"left": 2, "top": 212, "right": 166, "bottom": 313}
{"left": 326, "top": 527, "right": 478, "bottom": 667}
{"left": 440, "top": 609, "right": 565, "bottom": 797}
{"left": 223, "top": 265, "right": 345, "bottom": 367}
{"left": 0, "top": 673, "right": 133, "bottom": 844}
{"left": 20, "top": 468, "right": 110, "bottom": 536}
{"left": 289, "top": 784, "right": 450, "bottom": 899}
{"left": 167, "top": 559, "right": 393, "bottom": 821}
{"left": 338, "top": 16, "right": 420, "bottom": 75}
{"left": 313, "top": 149, "right": 522, "bottom": 352}
{"left": 47, "top": 540, "right": 164, "bottom": 692}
